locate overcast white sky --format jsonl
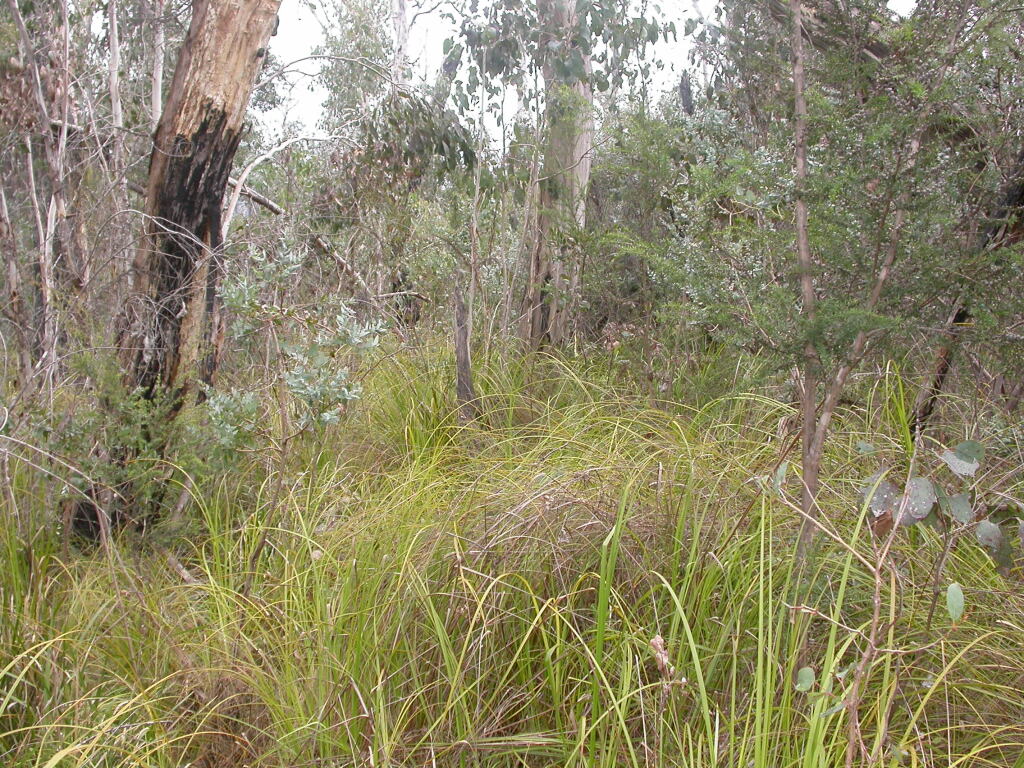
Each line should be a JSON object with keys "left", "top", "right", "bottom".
{"left": 264, "top": 0, "right": 918, "bottom": 135}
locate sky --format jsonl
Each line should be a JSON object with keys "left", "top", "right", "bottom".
{"left": 264, "top": 0, "right": 919, "bottom": 136}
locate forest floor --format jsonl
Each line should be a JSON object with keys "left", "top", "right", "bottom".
{"left": 3, "top": 346, "right": 1023, "bottom": 767}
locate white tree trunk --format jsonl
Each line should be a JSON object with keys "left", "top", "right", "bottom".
{"left": 150, "top": 0, "right": 165, "bottom": 132}
{"left": 391, "top": 0, "right": 408, "bottom": 85}
{"left": 520, "top": 0, "right": 594, "bottom": 347}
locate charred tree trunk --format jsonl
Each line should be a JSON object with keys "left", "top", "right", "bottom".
{"left": 520, "top": 0, "right": 594, "bottom": 348}
{"left": 71, "top": 0, "right": 281, "bottom": 537}
{"left": 121, "top": 0, "right": 282, "bottom": 413}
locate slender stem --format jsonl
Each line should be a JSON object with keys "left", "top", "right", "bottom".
{"left": 790, "top": 0, "right": 819, "bottom": 559}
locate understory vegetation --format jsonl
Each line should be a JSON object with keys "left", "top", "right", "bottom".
{"left": 4, "top": 347, "right": 1024, "bottom": 766}
{"left": 3, "top": 0, "right": 1024, "bottom": 765}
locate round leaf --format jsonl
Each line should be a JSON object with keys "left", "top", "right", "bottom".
{"left": 939, "top": 492, "right": 972, "bottom": 524}
{"left": 904, "top": 477, "right": 936, "bottom": 521}
{"left": 940, "top": 441, "right": 984, "bottom": 478}
{"left": 954, "top": 440, "right": 984, "bottom": 463}
{"left": 975, "top": 519, "right": 1004, "bottom": 550}
{"left": 946, "top": 582, "right": 964, "bottom": 623}
{"left": 860, "top": 473, "right": 898, "bottom": 518}
{"left": 795, "top": 666, "right": 815, "bottom": 692}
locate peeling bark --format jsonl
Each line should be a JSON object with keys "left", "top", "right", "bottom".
{"left": 150, "top": 0, "right": 166, "bottom": 132}
{"left": 121, "top": 0, "right": 282, "bottom": 410}
{"left": 72, "top": 0, "right": 283, "bottom": 537}
{"left": 391, "top": 0, "right": 409, "bottom": 84}
{"left": 1, "top": 186, "right": 33, "bottom": 388}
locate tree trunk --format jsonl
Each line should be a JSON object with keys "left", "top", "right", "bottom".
{"left": 150, "top": 0, "right": 166, "bottom": 132}
{"left": 390, "top": 0, "right": 408, "bottom": 84}
{"left": 454, "top": 282, "right": 479, "bottom": 424}
{"left": 120, "top": 0, "right": 282, "bottom": 412}
{"left": 520, "top": 0, "right": 594, "bottom": 348}
{"left": 1, "top": 186, "right": 33, "bottom": 388}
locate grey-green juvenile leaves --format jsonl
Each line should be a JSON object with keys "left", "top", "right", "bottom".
{"left": 946, "top": 582, "right": 964, "bottom": 623}
{"left": 860, "top": 473, "right": 898, "bottom": 518}
{"left": 939, "top": 492, "right": 973, "bottom": 524}
{"left": 904, "top": 477, "right": 936, "bottom": 521}
{"left": 940, "top": 441, "right": 984, "bottom": 478}
{"left": 795, "top": 666, "right": 815, "bottom": 692}
{"left": 975, "top": 519, "right": 1004, "bottom": 550}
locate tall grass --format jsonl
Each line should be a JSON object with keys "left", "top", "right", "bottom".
{"left": 2, "top": 347, "right": 1022, "bottom": 766}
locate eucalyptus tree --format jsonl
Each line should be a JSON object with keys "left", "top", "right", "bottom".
{"left": 451, "top": 0, "right": 674, "bottom": 346}
{"left": 120, "top": 0, "right": 283, "bottom": 413}
{"left": 1, "top": 0, "right": 189, "bottom": 401}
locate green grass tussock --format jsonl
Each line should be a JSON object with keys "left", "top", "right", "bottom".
{"left": 2, "top": 347, "right": 1023, "bottom": 767}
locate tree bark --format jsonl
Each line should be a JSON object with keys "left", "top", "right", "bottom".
{"left": 390, "top": 0, "right": 408, "bottom": 84}
{"left": 454, "top": 282, "right": 479, "bottom": 424}
{"left": 1, "top": 186, "right": 33, "bottom": 388}
{"left": 150, "top": 0, "right": 166, "bottom": 132}
{"left": 120, "top": 0, "right": 282, "bottom": 411}
{"left": 520, "top": 0, "right": 594, "bottom": 348}
{"left": 5, "top": 0, "right": 72, "bottom": 392}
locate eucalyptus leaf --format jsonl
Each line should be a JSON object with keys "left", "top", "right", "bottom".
{"left": 820, "top": 699, "right": 846, "bottom": 718}
{"left": 904, "top": 477, "right": 936, "bottom": 521}
{"left": 795, "top": 666, "right": 815, "bottom": 692}
{"left": 773, "top": 461, "right": 788, "bottom": 494}
{"left": 939, "top": 492, "right": 973, "bottom": 524}
{"left": 946, "top": 582, "right": 964, "bottom": 623}
{"left": 940, "top": 440, "right": 984, "bottom": 478}
{"left": 975, "top": 519, "right": 1004, "bottom": 550}
{"left": 860, "top": 472, "right": 898, "bottom": 518}
{"left": 954, "top": 440, "right": 984, "bottom": 463}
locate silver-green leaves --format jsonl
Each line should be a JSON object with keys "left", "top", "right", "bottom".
{"left": 861, "top": 472, "right": 898, "bottom": 518}
{"left": 975, "top": 519, "right": 1004, "bottom": 550}
{"left": 939, "top": 491, "right": 973, "bottom": 524}
{"left": 795, "top": 666, "right": 815, "bottom": 692}
{"left": 903, "top": 477, "right": 937, "bottom": 523}
{"left": 946, "top": 582, "right": 965, "bottom": 623}
{"left": 940, "top": 440, "right": 984, "bottom": 478}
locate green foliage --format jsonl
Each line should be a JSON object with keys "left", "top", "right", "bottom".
{"left": 25, "top": 355, "right": 192, "bottom": 525}
{"left": 3, "top": 348, "right": 1023, "bottom": 766}
{"left": 946, "top": 581, "right": 965, "bottom": 623}
{"left": 355, "top": 91, "right": 477, "bottom": 180}
{"left": 444, "top": 0, "right": 673, "bottom": 118}
{"left": 645, "top": 0, "right": 1024, "bottom": 383}
{"left": 315, "top": 0, "right": 390, "bottom": 130}
{"left": 794, "top": 666, "right": 815, "bottom": 692}
{"left": 860, "top": 437, "right": 1023, "bottom": 572}
{"left": 218, "top": 244, "right": 383, "bottom": 439}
